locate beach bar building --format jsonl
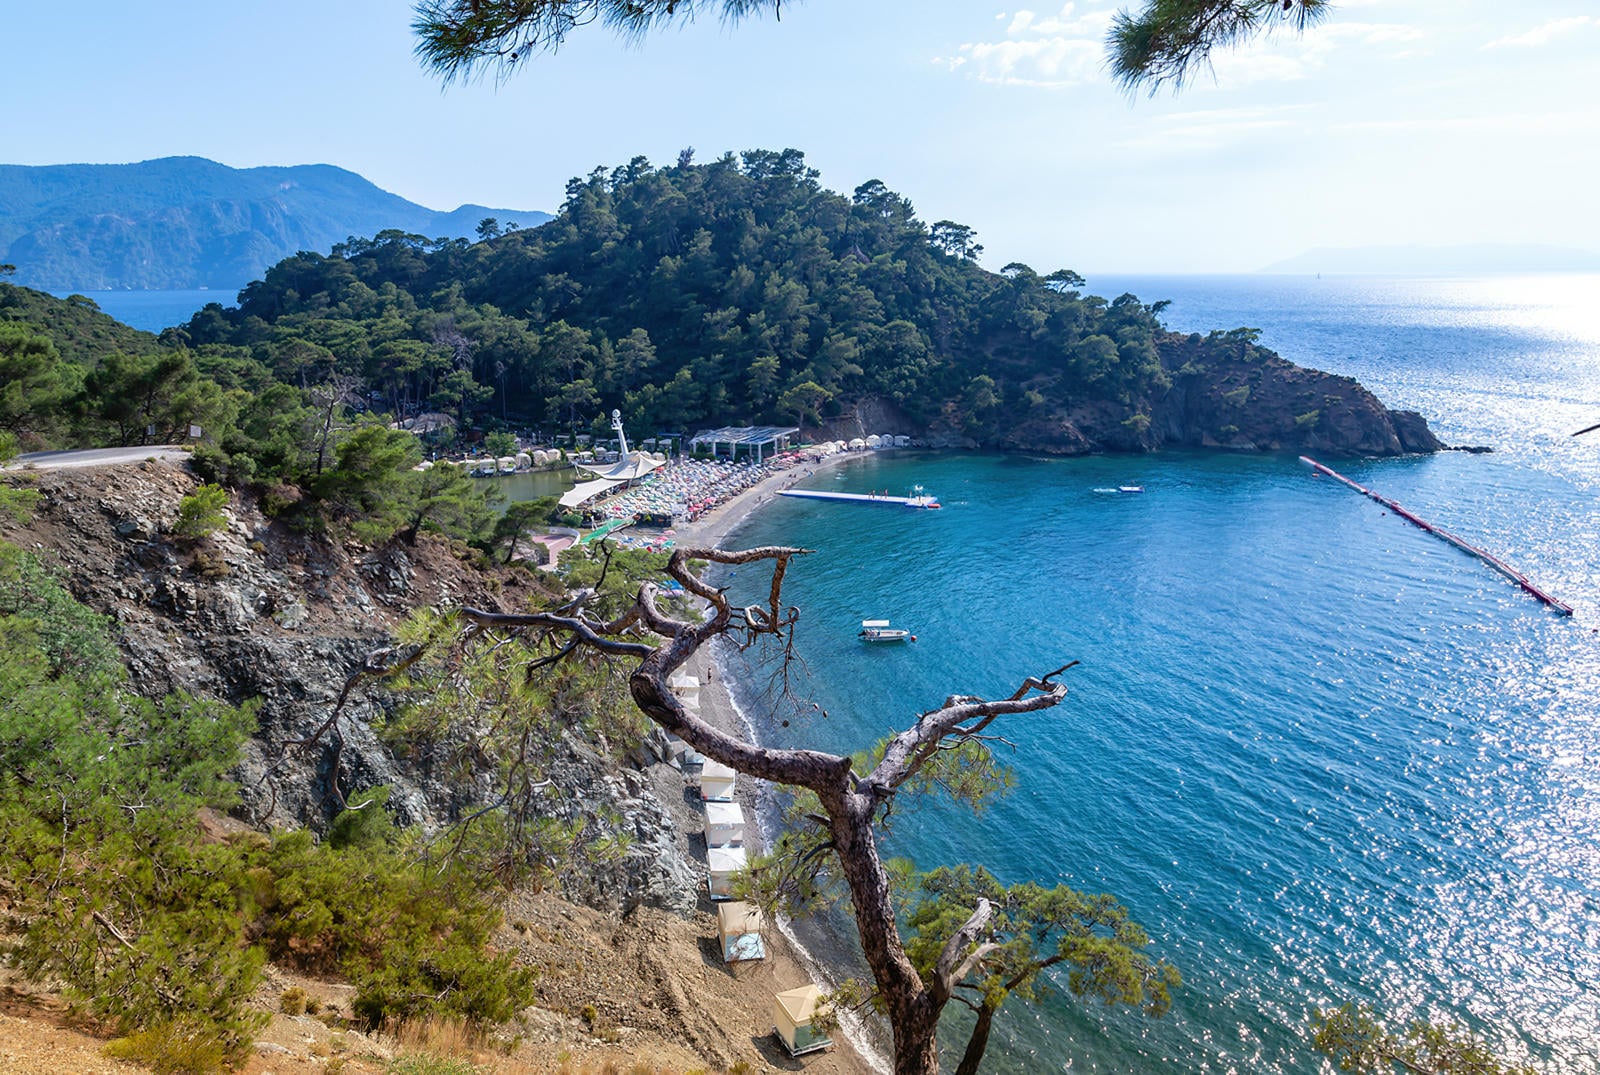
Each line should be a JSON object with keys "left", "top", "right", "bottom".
{"left": 704, "top": 800, "right": 745, "bottom": 847}
{"left": 716, "top": 900, "right": 766, "bottom": 963}
{"left": 773, "top": 985, "right": 833, "bottom": 1056}
{"left": 701, "top": 759, "right": 737, "bottom": 802}
{"left": 688, "top": 426, "right": 799, "bottom": 464}
{"left": 707, "top": 844, "right": 747, "bottom": 900}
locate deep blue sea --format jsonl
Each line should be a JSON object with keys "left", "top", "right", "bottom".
{"left": 56, "top": 289, "right": 228, "bottom": 332}
{"left": 720, "top": 274, "right": 1600, "bottom": 1073}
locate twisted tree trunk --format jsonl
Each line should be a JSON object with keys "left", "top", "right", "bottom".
{"left": 459, "top": 543, "right": 1070, "bottom": 1075}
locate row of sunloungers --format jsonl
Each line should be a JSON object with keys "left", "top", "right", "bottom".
{"left": 666, "top": 670, "right": 835, "bottom": 1058}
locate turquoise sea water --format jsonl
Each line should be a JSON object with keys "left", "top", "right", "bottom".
{"left": 719, "top": 275, "right": 1600, "bottom": 1073}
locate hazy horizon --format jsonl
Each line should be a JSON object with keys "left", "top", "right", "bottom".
{"left": 7, "top": 2, "right": 1598, "bottom": 275}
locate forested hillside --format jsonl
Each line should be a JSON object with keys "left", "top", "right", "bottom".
{"left": 0, "top": 156, "right": 548, "bottom": 290}
{"left": 177, "top": 148, "right": 1440, "bottom": 457}
{"left": 2, "top": 148, "right": 1440, "bottom": 514}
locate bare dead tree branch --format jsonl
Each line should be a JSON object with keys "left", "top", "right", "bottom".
{"left": 331, "top": 542, "right": 1070, "bottom": 1075}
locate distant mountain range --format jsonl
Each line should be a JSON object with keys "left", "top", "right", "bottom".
{"left": 1260, "top": 243, "right": 1600, "bottom": 275}
{"left": 0, "top": 157, "right": 549, "bottom": 291}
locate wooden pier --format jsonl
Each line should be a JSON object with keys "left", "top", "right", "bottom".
{"left": 778, "top": 489, "right": 940, "bottom": 508}
{"left": 1300, "top": 456, "right": 1573, "bottom": 616}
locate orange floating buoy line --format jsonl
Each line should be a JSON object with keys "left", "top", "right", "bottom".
{"left": 1299, "top": 456, "right": 1574, "bottom": 617}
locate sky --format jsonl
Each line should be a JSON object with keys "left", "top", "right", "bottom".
{"left": 5, "top": 0, "right": 1599, "bottom": 273}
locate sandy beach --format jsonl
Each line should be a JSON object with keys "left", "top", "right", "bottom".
{"left": 660, "top": 449, "right": 885, "bottom": 1074}
{"left": 669, "top": 448, "right": 867, "bottom": 552}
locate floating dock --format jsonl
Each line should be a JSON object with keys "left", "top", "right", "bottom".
{"left": 778, "top": 489, "right": 940, "bottom": 508}
{"left": 1300, "top": 456, "right": 1572, "bottom": 616}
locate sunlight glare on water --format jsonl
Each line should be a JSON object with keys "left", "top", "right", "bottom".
{"left": 721, "top": 275, "right": 1600, "bottom": 1073}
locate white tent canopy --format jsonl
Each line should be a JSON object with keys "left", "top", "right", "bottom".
{"left": 573, "top": 450, "right": 665, "bottom": 482}
{"left": 773, "top": 985, "right": 833, "bottom": 1056}
{"left": 707, "top": 844, "right": 748, "bottom": 900}
{"left": 705, "top": 800, "right": 745, "bottom": 846}
{"left": 559, "top": 476, "right": 628, "bottom": 509}
{"left": 701, "top": 759, "right": 736, "bottom": 802}
{"left": 716, "top": 900, "right": 766, "bottom": 963}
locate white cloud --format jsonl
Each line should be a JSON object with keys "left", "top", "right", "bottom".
{"left": 1484, "top": 16, "right": 1598, "bottom": 50}
{"left": 936, "top": 3, "right": 1116, "bottom": 88}
{"left": 941, "top": 5, "right": 1426, "bottom": 91}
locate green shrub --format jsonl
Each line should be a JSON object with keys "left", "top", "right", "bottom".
{"left": 252, "top": 831, "right": 536, "bottom": 1029}
{"left": 0, "top": 537, "right": 532, "bottom": 1063}
{"left": 172, "top": 482, "right": 229, "bottom": 538}
{"left": 386, "top": 1055, "right": 483, "bottom": 1075}
{"left": 327, "top": 785, "right": 395, "bottom": 850}
{"left": 281, "top": 986, "right": 309, "bottom": 1015}
{"left": 102, "top": 1019, "right": 235, "bottom": 1075}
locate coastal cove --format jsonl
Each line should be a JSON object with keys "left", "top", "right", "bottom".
{"left": 705, "top": 274, "right": 1600, "bottom": 1073}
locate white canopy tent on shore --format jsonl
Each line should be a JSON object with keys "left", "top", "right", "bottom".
{"left": 716, "top": 901, "right": 766, "bottom": 963}
{"left": 573, "top": 450, "right": 666, "bottom": 482}
{"left": 559, "top": 476, "right": 629, "bottom": 509}
{"left": 773, "top": 985, "right": 833, "bottom": 1056}
{"left": 707, "top": 844, "right": 747, "bottom": 900}
{"left": 700, "top": 760, "right": 737, "bottom": 803}
{"left": 704, "top": 800, "right": 745, "bottom": 847}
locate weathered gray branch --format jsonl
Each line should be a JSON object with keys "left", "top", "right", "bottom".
{"left": 932, "top": 898, "right": 997, "bottom": 1003}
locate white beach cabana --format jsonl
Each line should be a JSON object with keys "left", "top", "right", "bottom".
{"left": 865, "top": 434, "right": 882, "bottom": 448}
{"left": 707, "top": 844, "right": 748, "bottom": 900}
{"left": 849, "top": 438, "right": 866, "bottom": 450}
{"left": 704, "top": 800, "right": 745, "bottom": 847}
{"left": 773, "top": 985, "right": 833, "bottom": 1056}
{"left": 894, "top": 435, "right": 911, "bottom": 447}
{"left": 669, "top": 672, "right": 701, "bottom": 703}
{"left": 700, "top": 759, "right": 737, "bottom": 802}
{"left": 716, "top": 900, "right": 766, "bottom": 963}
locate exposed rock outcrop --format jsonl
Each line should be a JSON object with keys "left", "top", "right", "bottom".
{"left": 992, "top": 333, "right": 1444, "bottom": 457}
{"left": 0, "top": 460, "right": 697, "bottom": 916}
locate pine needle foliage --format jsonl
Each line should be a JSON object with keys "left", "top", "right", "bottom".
{"left": 1107, "top": 0, "right": 1331, "bottom": 94}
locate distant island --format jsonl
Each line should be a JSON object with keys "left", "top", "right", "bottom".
{"left": 0, "top": 156, "right": 549, "bottom": 291}
{"left": 1259, "top": 243, "right": 1600, "bottom": 275}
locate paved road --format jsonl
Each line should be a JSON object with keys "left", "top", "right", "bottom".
{"left": 6, "top": 445, "right": 190, "bottom": 470}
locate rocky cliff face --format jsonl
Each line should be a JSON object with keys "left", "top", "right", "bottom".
{"left": 995, "top": 333, "right": 1443, "bottom": 457}
{"left": 0, "top": 460, "right": 697, "bottom": 915}
{"left": 819, "top": 333, "right": 1443, "bottom": 458}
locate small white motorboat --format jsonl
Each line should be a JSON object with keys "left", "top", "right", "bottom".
{"left": 860, "top": 619, "right": 914, "bottom": 642}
